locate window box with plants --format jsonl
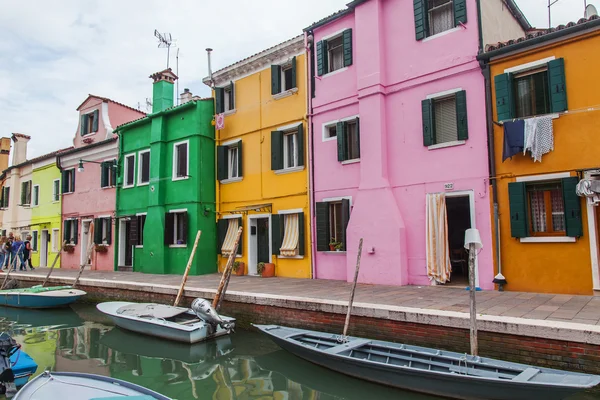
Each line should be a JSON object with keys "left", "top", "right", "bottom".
{"left": 329, "top": 238, "right": 343, "bottom": 252}
{"left": 257, "top": 262, "right": 275, "bottom": 278}
{"left": 94, "top": 244, "right": 108, "bottom": 253}
{"left": 232, "top": 261, "right": 246, "bottom": 276}
{"left": 63, "top": 244, "right": 76, "bottom": 253}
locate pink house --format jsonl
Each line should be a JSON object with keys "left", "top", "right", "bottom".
{"left": 306, "top": 0, "right": 529, "bottom": 289}
{"left": 58, "top": 95, "right": 145, "bottom": 271}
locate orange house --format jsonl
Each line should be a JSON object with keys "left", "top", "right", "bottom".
{"left": 480, "top": 17, "right": 600, "bottom": 295}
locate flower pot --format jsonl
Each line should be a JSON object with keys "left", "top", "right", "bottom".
{"left": 329, "top": 244, "right": 336, "bottom": 251}
{"left": 261, "top": 263, "right": 275, "bottom": 278}
{"left": 234, "top": 262, "right": 245, "bottom": 276}
{"left": 64, "top": 246, "right": 75, "bottom": 253}
{"left": 95, "top": 245, "right": 108, "bottom": 253}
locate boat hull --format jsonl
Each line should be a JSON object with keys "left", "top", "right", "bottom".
{"left": 10, "top": 350, "right": 37, "bottom": 387}
{"left": 0, "top": 286, "right": 86, "bottom": 309}
{"left": 97, "top": 301, "right": 235, "bottom": 344}
{"left": 256, "top": 325, "right": 599, "bottom": 400}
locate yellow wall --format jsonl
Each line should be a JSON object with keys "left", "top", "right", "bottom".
{"left": 490, "top": 31, "right": 600, "bottom": 294}
{"left": 31, "top": 162, "right": 62, "bottom": 268}
{"left": 216, "top": 53, "right": 311, "bottom": 278}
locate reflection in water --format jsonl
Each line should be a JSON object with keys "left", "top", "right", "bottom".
{"left": 0, "top": 305, "right": 598, "bottom": 400}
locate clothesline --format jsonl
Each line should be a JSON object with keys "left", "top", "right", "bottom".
{"left": 493, "top": 104, "right": 600, "bottom": 126}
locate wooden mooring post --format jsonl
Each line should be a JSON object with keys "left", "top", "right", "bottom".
{"left": 342, "top": 238, "right": 363, "bottom": 339}
{"left": 212, "top": 226, "right": 243, "bottom": 312}
{"left": 42, "top": 240, "right": 67, "bottom": 287}
{"left": 464, "top": 228, "right": 483, "bottom": 357}
{"left": 174, "top": 230, "right": 202, "bottom": 307}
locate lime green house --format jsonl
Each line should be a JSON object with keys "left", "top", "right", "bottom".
{"left": 30, "top": 149, "right": 70, "bottom": 268}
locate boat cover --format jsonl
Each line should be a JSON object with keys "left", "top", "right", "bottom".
{"left": 116, "top": 303, "right": 189, "bottom": 319}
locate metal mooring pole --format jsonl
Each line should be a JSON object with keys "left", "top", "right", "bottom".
{"left": 468, "top": 242, "right": 478, "bottom": 356}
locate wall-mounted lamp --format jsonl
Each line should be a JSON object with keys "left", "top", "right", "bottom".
{"left": 77, "top": 159, "right": 117, "bottom": 173}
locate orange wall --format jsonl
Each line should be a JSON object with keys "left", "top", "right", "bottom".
{"left": 490, "top": 31, "right": 600, "bottom": 294}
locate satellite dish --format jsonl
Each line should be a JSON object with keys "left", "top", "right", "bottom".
{"left": 585, "top": 4, "right": 598, "bottom": 18}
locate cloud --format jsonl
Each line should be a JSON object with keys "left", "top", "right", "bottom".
{"left": 0, "top": 0, "right": 595, "bottom": 159}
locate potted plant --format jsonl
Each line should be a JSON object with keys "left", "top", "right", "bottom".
{"left": 335, "top": 242, "right": 343, "bottom": 252}
{"left": 63, "top": 244, "right": 75, "bottom": 253}
{"left": 329, "top": 238, "right": 339, "bottom": 251}
{"left": 257, "top": 261, "right": 275, "bottom": 278}
{"left": 94, "top": 244, "right": 108, "bottom": 253}
{"left": 232, "top": 261, "right": 245, "bottom": 276}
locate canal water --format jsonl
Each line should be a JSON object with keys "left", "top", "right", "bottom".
{"left": 0, "top": 304, "right": 598, "bottom": 400}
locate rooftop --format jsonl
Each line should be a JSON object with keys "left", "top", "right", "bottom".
{"left": 76, "top": 94, "right": 146, "bottom": 116}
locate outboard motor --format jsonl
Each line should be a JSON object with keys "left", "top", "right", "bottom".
{"left": 191, "top": 298, "right": 234, "bottom": 334}
{"left": 0, "top": 333, "right": 19, "bottom": 397}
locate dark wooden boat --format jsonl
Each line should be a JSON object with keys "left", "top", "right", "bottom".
{"left": 254, "top": 324, "right": 600, "bottom": 400}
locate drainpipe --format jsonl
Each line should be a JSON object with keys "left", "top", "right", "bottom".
{"left": 305, "top": 31, "right": 317, "bottom": 280}
{"left": 114, "top": 129, "right": 123, "bottom": 272}
{"left": 206, "top": 48, "right": 221, "bottom": 244}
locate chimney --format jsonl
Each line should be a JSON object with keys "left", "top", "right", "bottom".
{"left": 11, "top": 134, "right": 30, "bottom": 165}
{"left": 149, "top": 68, "right": 178, "bottom": 113}
{"left": 0, "top": 137, "right": 10, "bottom": 171}
{"left": 180, "top": 88, "right": 193, "bottom": 104}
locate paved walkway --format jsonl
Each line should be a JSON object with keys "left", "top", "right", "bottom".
{"left": 11, "top": 268, "right": 600, "bottom": 326}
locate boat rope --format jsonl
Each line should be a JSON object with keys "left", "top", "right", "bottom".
{"left": 335, "top": 334, "right": 349, "bottom": 343}
{"left": 458, "top": 353, "right": 469, "bottom": 375}
{"left": 29, "top": 373, "right": 134, "bottom": 397}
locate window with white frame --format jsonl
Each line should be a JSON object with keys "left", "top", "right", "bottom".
{"left": 136, "top": 214, "right": 147, "bottom": 246}
{"left": 224, "top": 86, "right": 233, "bottom": 112}
{"left": 62, "top": 169, "right": 75, "bottom": 194}
{"left": 80, "top": 109, "right": 99, "bottom": 136}
{"left": 328, "top": 36, "right": 344, "bottom": 73}
{"left": 31, "top": 231, "right": 38, "bottom": 251}
{"left": 1, "top": 187, "right": 9, "bottom": 208}
{"left": 53, "top": 180, "right": 60, "bottom": 201}
{"left": 173, "top": 141, "right": 189, "bottom": 179}
{"left": 528, "top": 181, "right": 565, "bottom": 236}
{"left": 315, "top": 198, "right": 351, "bottom": 252}
{"left": 217, "top": 141, "right": 242, "bottom": 182}
{"left": 514, "top": 68, "right": 550, "bottom": 119}
{"left": 324, "top": 124, "right": 337, "bottom": 140}
{"left": 428, "top": 0, "right": 454, "bottom": 36}
{"left": 21, "top": 180, "right": 32, "bottom": 206}
{"left": 334, "top": 118, "right": 360, "bottom": 162}
{"left": 216, "top": 83, "right": 235, "bottom": 113}
{"left": 433, "top": 95, "right": 458, "bottom": 144}
{"left": 100, "top": 160, "right": 116, "bottom": 188}
{"left": 52, "top": 229, "right": 59, "bottom": 251}
{"left": 271, "top": 124, "right": 304, "bottom": 172}
{"left": 124, "top": 154, "right": 135, "bottom": 187}
{"left": 64, "top": 219, "right": 78, "bottom": 245}
{"left": 422, "top": 90, "right": 468, "bottom": 147}
{"left": 100, "top": 218, "right": 111, "bottom": 245}
{"left": 165, "top": 211, "right": 187, "bottom": 245}
{"left": 32, "top": 185, "right": 39, "bottom": 207}
{"left": 138, "top": 150, "right": 150, "bottom": 185}
{"left": 271, "top": 57, "right": 298, "bottom": 95}
{"left": 283, "top": 131, "right": 299, "bottom": 169}
{"left": 228, "top": 146, "right": 239, "bottom": 179}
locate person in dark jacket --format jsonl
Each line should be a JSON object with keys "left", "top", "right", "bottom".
{"left": 23, "top": 235, "right": 34, "bottom": 271}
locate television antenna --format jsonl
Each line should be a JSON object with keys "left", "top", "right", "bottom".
{"left": 145, "top": 98, "right": 153, "bottom": 113}
{"left": 585, "top": 3, "right": 598, "bottom": 18}
{"left": 154, "top": 29, "right": 177, "bottom": 68}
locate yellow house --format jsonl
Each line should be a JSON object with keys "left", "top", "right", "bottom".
{"left": 480, "top": 17, "right": 600, "bottom": 294}
{"left": 203, "top": 36, "right": 311, "bottom": 278}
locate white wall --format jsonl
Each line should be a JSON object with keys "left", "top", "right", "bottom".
{"left": 481, "top": 0, "right": 527, "bottom": 48}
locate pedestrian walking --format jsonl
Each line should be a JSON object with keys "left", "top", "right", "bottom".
{"left": 24, "top": 235, "right": 34, "bottom": 271}
{"left": 12, "top": 235, "right": 23, "bottom": 271}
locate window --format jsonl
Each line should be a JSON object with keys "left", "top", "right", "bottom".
{"left": 325, "top": 124, "right": 337, "bottom": 140}
{"left": 94, "top": 217, "right": 112, "bottom": 245}
{"left": 414, "top": 0, "right": 466, "bottom": 40}
{"left": 124, "top": 154, "right": 135, "bottom": 187}
{"left": 173, "top": 141, "right": 189, "bottom": 180}
{"left": 136, "top": 214, "right": 146, "bottom": 246}
{"left": 217, "top": 141, "right": 242, "bottom": 181}
{"left": 32, "top": 185, "right": 39, "bottom": 207}
{"left": 101, "top": 160, "right": 116, "bottom": 188}
{"left": 271, "top": 57, "right": 298, "bottom": 95}
{"left": 165, "top": 211, "right": 188, "bottom": 246}
{"left": 52, "top": 229, "right": 59, "bottom": 252}
{"left": 527, "top": 182, "right": 565, "bottom": 236}
{"left": 138, "top": 151, "right": 150, "bottom": 185}
{"left": 514, "top": 69, "right": 550, "bottom": 119}
{"left": 63, "top": 219, "right": 78, "bottom": 245}
{"left": 271, "top": 125, "right": 304, "bottom": 171}
{"left": 0, "top": 230, "right": 5, "bottom": 237}
{"left": 315, "top": 199, "right": 350, "bottom": 252}
{"left": 20, "top": 180, "right": 32, "bottom": 206}
{"left": 0, "top": 187, "right": 8, "bottom": 208}
{"left": 61, "top": 169, "right": 75, "bottom": 194}
{"left": 31, "top": 231, "right": 38, "bottom": 252}
{"left": 422, "top": 90, "right": 468, "bottom": 147}
{"left": 80, "top": 110, "right": 99, "bottom": 136}
{"left": 218, "top": 217, "right": 243, "bottom": 257}
{"left": 316, "top": 29, "right": 353, "bottom": 76}
{"left": 277, "top": 212, "right": 305, "bottom": 257}
{"left": 335, "top": 118, "right": 361, "bottom": 162}
{"left": 53, "top": 180, "right": 60, "bottom": 202}
{"left": 215, "top": 82, "right": 235, "bottom": 113}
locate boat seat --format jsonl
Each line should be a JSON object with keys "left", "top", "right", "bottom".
{"left": 449, "top": 365, "right": 516, "bottom": 380}
{"left": 179, "top": 318, "right": 201, "bottom": 325}
{"left": 323, "top": 339, "right": 372, "bottom": 354}
{"left": 512, "top": 367, "right": 540, "bottom": 382}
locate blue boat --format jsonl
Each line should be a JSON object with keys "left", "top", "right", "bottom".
{"left": 11, "top": 349, "right": 37, "bottom": 388}
{"left": 0, "top": 332, "right": 38, "bottom": 396}
{"left": 0, "top": 285, "right": 86, "bottom": 309}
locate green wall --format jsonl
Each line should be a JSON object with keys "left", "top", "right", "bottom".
{"left": 116, "top": 98, "right": 216, "bottom": 275}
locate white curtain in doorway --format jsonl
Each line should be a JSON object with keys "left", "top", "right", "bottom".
{"left": 426, "top": 193, "right": 452, "bottom": 284}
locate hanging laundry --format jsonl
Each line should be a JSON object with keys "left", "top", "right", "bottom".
{"left": 523, "top": 118, "right": 537, "bottom": 156}
{"left": 576, "top": 179, "right": 600, "bottom": 206}
{"left": 502, "top": 120, "right": 525, "bottom": 162}
{"left": 532, "top": 116, "right": 554, "bottom": 162}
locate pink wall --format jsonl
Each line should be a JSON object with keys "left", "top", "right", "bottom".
{"left": 310, "top": 0, "right": 494, "bottom": 289}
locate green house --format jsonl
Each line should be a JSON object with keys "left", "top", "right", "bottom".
{"left": 114, "top": 69, "right": 216, "bottom": 275}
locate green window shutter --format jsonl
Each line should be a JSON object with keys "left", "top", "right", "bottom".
{"left": 271, "top": 131, "right": 283, "bottom": 171}
{"left": 93, "top": 218, "right": 102, "bottom": 245}
{"left": 316, "top": 40, "right": 328, "bottom": 76}
{"left": 215, "top": 87, "right": 224, "bottom": 114}
{"left": 33, "top": 231, "right": 38, "bottom": 251}
{"left": 455, "top": 90, "right": 469, "bottom": 140}
{"left": 237, "top": 141, "right": 243, "bottom": 177}
{"left": 236, "top": 217, "right": 243, "bottom": 255}
{"left": 297, "top": 123, "right": 305, "bottom": 167}
{"left": 106, "top": 218, "right": 112, "bottom": 245}
{"left": 130, "top": 217, "right": 138, "bottom": 246}
{"left": 343, "top": 29, "right": 353, "bottom": 67}
{"left": 297, "top": 212, "right": 305, "bottom": 256}
{"left": 181, "top": 212, "right": 188, "bottom": 244}
{"left": 100, "top": 162, "right": 108, "bottom": 188}
{"left": 228, "top": 81, "right": 235, "bottom": 110}
{"left": 71, "top": 170, "right": 75, "bottom": 192}
{"left": 315, "top": 202, "right": 330, "bottom": 252}
{"left": 80, "top": 114, "right": 88, "bottom": 136}
{"left": 341, "top": 199, "right": 350, "bottom": 251}
{"left": 111, "top": 162, "right": 117, "bottom": 186}
{"left": 291, "top": 56, "right": 297, "bottom": 88}
{"left": 63, "top": 220, "right": 70, "bottom": 242}
{"left": 271, "top": 65, "right": 281, "bottom": 95}
{"left": 4, "top": 188, "right": 8, "bottom": 208}
{"left": 271, "top": 214, "right": 281, "bottom": 256}
{"left": 494, "top": 73, "right": 514, "bottom": 121}
{"left": 216, "top": 146, "right": 228, "bottom": 181}
{"left": 164, "top": 213, "right": 174, "bottom": 245}
{"left": 454, "top": 0, "right": 467, "bottom": 26}
{"left": 422, "top": 99, "right": 434, "bottom": 146}
{"left": 414, "top": 0, "right": 427, "bottom": 40}
{"left": 217, "top": 219, "right": 228, "bottom": 252}
{"left": 73, "top": 220, "right": 78, "bottom": 244}
{"left": 508, "top": 182, "right": 528, "bottom": 238}
{"left": 562, "top": 177, "right": 582, "bottom": 237}
{"left": 61, "top": 171, "right": 68, "bottom": 193}
{"left": 92, "top": 110, "right": 99, "bottom": 132}
{"left": 548, "top": 58, "right": 567, "bottom": 113}
{"left": 0, "top": 187, "right": 4, "bottom": 208}
{"left": 355, "top": 117, "right": 361, "bottom": 159}
{"left": 20, "top": 182, "right": 26, "bottom": 205}
{"left": 337, "top": 122, "right": 346, "bottom": 162}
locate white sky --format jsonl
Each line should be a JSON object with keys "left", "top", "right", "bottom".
{"left": 0, "top": 0, "right": 596, "bottom": 158}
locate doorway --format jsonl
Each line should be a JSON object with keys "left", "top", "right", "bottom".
{"left": 248, "top": 214, "right": 271, "bottom": 276}
{"left": 118, "top": 219, "right": 133, "bottom": 268}
{"left": 445, "top": 195, "right": 472, "bottom": 286}
{"left": 80, "top": 220, "right": 92, "bottom": 266}
{"left": 40, "top": 230, "right": 49, "bottom": 267}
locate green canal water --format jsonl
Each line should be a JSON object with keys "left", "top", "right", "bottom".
{"left": 0, "top": 304, "right": 598, "bottom": 400}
